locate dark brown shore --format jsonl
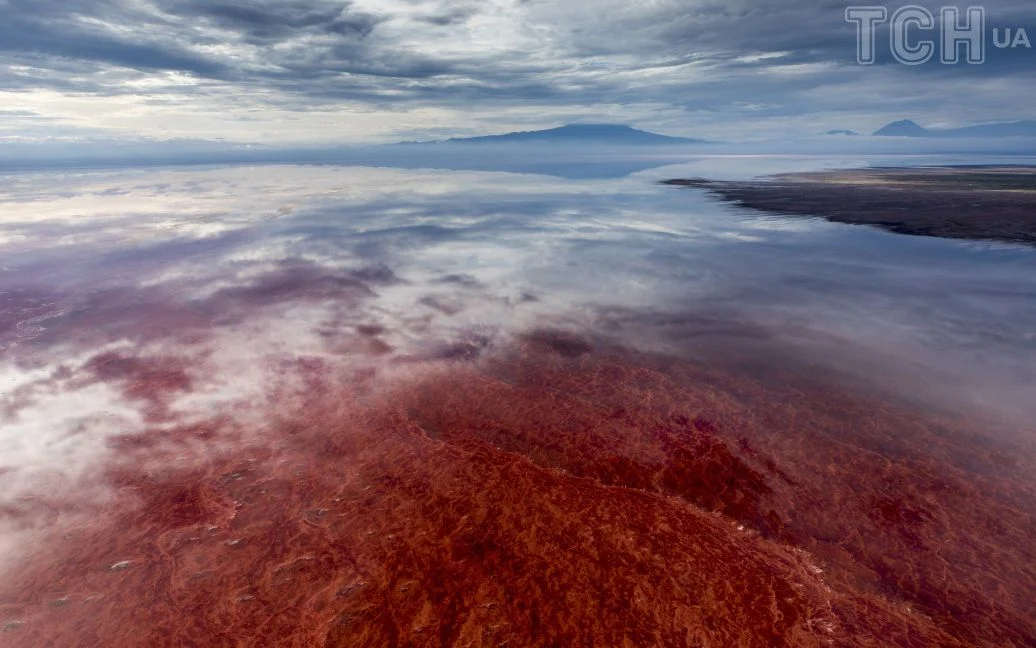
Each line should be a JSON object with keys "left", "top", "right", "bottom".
{"left": 663, "top": 167, "right": 1036, "bottom": 246}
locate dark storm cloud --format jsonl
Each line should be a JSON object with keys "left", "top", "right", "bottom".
{"left": 0, "top": 0, "right": 400, "bottom": 91}
{"left": 164, "top": 0, "right": 384, "bottom": 42}
{"left": 0, "top": 0, "right": 228, "bottom": 77}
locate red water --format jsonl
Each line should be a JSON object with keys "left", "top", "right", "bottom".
{"left": 1, "top": 325, "right": 1033, "bottom": 647}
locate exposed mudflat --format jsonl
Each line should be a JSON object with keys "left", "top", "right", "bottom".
{"left": 664, "top": 167, "right": 1036, "bottom": 246}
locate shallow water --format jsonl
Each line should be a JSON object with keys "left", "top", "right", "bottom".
{"left": 1, "top": 156, "right": 1034, "bottom": 646}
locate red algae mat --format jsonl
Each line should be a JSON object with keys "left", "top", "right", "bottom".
{"left": 1, "top": 332, "right": 1034, "bottom": 647}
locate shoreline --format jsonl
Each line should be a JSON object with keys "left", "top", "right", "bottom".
{"left": 663, "top": 166, "right": 1036, "bottom": 246}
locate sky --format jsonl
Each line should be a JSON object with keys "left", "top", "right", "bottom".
{"left": 0, "top": 0, "right": 1034, "bottom": 146}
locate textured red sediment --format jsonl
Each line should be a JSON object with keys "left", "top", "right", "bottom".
{"left": 83, "top": 351, "right": 195, "bottom": 421}
{"left": 1, "top": 333, "right": 1034, "bottom": 647}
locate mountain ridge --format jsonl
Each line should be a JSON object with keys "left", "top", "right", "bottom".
{"left": 874, "top": 119, "right": 1036, "bottom": 138}
{"left": 403, "top": 123, "right": 706, "bottom": 145}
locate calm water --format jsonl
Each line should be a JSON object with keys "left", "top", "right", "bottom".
{"left": 1, "top": 156, "right": 1034, "bottom": 646}
{"left": 3, "top": 157, "right": 1035, "bottom": 421}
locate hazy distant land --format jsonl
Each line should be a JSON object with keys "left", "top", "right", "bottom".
{"left": 872, "top": 119, "right": 1036, "bottom": 138}
{"left": 664, "top": 167, "right": 1036, "bottom": 246}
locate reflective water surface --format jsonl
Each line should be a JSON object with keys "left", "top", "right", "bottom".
{"left": 1, "top": 157, "right": 1034, "bottom": 646}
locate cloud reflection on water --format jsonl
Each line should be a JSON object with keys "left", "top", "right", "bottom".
{"left": 0, "top": 159, "right": 1035, "bottom": 645}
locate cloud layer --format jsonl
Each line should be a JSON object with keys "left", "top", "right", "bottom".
{"left": 0, "top": 0, "right": 1034, "bottom": 143}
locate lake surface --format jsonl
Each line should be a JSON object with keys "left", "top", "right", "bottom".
{"left": 1, "top": 156, "right": 1034, "bottom": 646}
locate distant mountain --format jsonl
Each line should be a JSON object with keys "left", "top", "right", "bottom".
{"left": 873, "top": 120, "right": 933, "bottom": 137}
{"left": 412, "top": 124, "right": 706, "bottom": 145}
{"left": 825, "top": 129, "right": 861, "bottom": 136}
{"left": 874, "top": 119, "right": 1036, "bottom": 138}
